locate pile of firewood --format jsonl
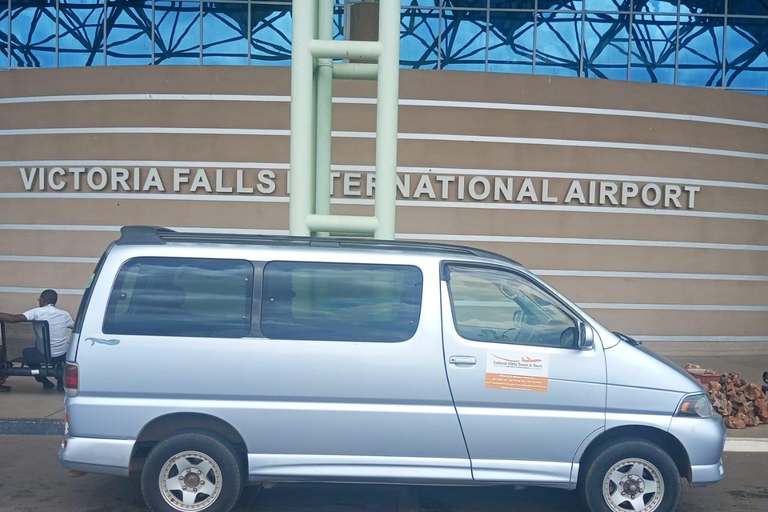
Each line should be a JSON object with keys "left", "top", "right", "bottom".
{"left": 686, "top": 364, "right": 768, "bottom": 429}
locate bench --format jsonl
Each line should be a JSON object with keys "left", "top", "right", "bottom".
{"left": 0, "top": 320, "right": 63, "bottom": 384}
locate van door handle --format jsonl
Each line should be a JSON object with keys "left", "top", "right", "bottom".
{"left": 449, "top": 356, "right": 476, "bottom": 366}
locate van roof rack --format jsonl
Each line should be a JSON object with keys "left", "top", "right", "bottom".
{"left": 116, "top": 226, "right": 521, "bottom": 266}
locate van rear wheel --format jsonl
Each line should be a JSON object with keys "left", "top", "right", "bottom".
{"left": 581, "top": 439, "right": 681, "bottom": 512}
{"left": 141, "top": 431, "right": 243, "bottom": 512}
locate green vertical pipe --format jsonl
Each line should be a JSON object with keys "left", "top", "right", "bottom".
{"left": 289, "top": 0, "right": 316, "bottom": 236}
{"left": 374, "top": 1, "right": 401, "bottom": 240}
{"left": 314, "top": 0, "right": 335, "bottom": 236}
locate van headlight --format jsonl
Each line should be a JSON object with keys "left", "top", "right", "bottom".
{"left": 677, "top": 394, "right": 713, "bottom": 418}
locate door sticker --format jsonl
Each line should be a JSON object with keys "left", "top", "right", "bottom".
{"left": 485, "top": 352, "right": 550, "bottom": 392}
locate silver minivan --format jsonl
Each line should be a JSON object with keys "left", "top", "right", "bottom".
{"left": 59, "top": 226, "right": 725, "bottom": 512}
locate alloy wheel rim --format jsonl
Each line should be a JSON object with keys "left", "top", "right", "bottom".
{"left": 602, "top": 457, "right": 665, "bottom": 512}
{"left": 158, "top": 450, "right": 223, "bottom": 511}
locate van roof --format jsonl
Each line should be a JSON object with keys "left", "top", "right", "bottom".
{"left": 116, "top": 226, "right": 521, "bottom": 266}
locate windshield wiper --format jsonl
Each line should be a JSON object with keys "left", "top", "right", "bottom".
{"left": 613, "top": 332, "right": 642, "bottom": 346}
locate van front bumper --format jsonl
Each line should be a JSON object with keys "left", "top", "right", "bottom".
{"left": 58, "top": 435, "right": 134, "bottom": 477}
{"left": 668, "top": 413, "right": 726, "bottom": 487}
{"left": 690, "top": 459, "right": 724, "bottom": 487}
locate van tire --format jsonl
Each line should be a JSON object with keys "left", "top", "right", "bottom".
{"left": 141, "top": 431, "right": 243, "bottom": 512}
{"left": 580, "top": 439, "right": 681, "bottom": 512}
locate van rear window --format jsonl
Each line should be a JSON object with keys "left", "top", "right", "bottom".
{"left": 261, "top": 262, "right": 423, "bottom": 342}
{"left": 103, "top": 257, "right": 253, "bottom": 338}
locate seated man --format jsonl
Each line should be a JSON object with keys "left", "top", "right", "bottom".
{"left": 0, "top": 289, "right": 74, "bottom": 391}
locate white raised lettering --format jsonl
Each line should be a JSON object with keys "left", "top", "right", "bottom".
{"left": 19, "top": 168, "right": 38, "bottom": 190}
{"left": 493, "top": 177, "right": 512, "bottom": 201}
{"left": 396, "top": 174, "right": 411, "bottom": 199}
{"left": 87, "top": 167, "right": 108, "bottom": 191}
{"left": 48, "top": 167, "right": 66, "bottom": 191}
{"left": 173, "top": 168, "right": 190, "bottom": 192}
{"left": 216, "top": 169, "right": 233, "bottom": 193}
{"left": 70, "top": 167, "right": 86, "bottom": 191}
{"left": 133, "top": 168, "right": 141, "bottom": 190}
{"left": 190, "top": 169, "right": 212, "bottom": 193}
{"left": 684, "top": 185, "right": 700, "bottom": 209}
{"left": 599, "top": 181, "right": 619, "bottom": 205}
{"left": 588, "top": 181, "right": 597, "bottom": 204}
{"left": 343, "top": 172, "right": 362, "bottom": 196}
{"left": 143, "top": 168, "right": 165, "bottom": 191}
{"left": 413, "top": 175, "right": 436, "bottom": 199}
{"left": 366, "top": 173, "right": 375, "bottom": 197}
{"left": 664, "top": 185, "right": 682, "bottom": 208}
{"left": 257, "top": 170, "right": 276, "bottom": 194}
{"left": 457, "top": 176, "right": 465, "bottom": 200}
{"left": 516, "top": 178, "right": 538, "bottom": 202}
{"left": 621, "top": 182, "right": 638, "bottom": 205}
{"left": 111, "top": 168, "right": 130, "bottom": 191}
{"left": 541, "top": 179, "right": 557, "bottom": 203}
{"left": 236, "top": 170, "right": 254, "bottom": 193}
{"left": 435, "top": 175, "right": 454, "bottom": 200}
{"left": 469, "top": 176, "right": 491, "bottom": 201}
{"left": 641, "top": 184, "right": 661, "bottom": 206}
{"left": 329, "top": 172, "right": 341, "bottom": 195}
{"left": 564, "top": 181, "right": 586, "bottom": 204}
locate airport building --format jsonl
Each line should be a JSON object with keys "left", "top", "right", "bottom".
{"left": 0, "top": 1, "right": 766, "bottom": 343}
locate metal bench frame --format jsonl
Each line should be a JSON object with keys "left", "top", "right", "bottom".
{"left": 0, "top": 320, "right": 63, "bottom": 381}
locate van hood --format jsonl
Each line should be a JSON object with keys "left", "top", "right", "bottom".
{"left": 604, "top": 336, "right": 705, "bottom": 394}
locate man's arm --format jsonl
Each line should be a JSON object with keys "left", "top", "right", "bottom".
{"left": 0, "top": 312, "right": 28, "bottom": 323}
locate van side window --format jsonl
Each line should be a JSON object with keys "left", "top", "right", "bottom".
{"left": 103, "top": 258, "right": 253, "bottom": 338}
{"left": 261, "top": 262, "right": 423, "bottom": 342}
{"left": 447, "top": 266, "right": 578, "bottom": 348}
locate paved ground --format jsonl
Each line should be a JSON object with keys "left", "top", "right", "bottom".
{"left": 1, "top": 436, "right": 766, "bottom": 512}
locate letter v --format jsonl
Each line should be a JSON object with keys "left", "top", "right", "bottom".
{"left": 20, "top": 168, "right": 38, "bottom": 190}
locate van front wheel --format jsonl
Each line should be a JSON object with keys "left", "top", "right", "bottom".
{"left": 141, "top": 431, "right": 243, "bottom": 512}
{"left": 581, "top": 439, "right": 681, "bottom": 512}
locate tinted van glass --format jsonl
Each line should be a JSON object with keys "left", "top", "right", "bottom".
{"left": 448, "top": 266, "right": 577, "bottom": 348}
{"left": 261, "top": 262, "right": 423, "bottom": 342}
{"left": 103, "top": 257, "right": 253, "bottom": 338}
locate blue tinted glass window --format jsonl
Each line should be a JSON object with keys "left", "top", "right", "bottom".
{"left": 154, "top": 1, "right": 201, "bottom": 65}
{"left": 441, "top": 8, "right": 487, "bottom": 71}
{"left": 633, "top": 0, "right": 679, "bottom": 13}
{"left": 202, "top": 2, "right": 247, "bottom": 65}
{"left": 631, "top": 14, "right": 676, "bottom": 83}
{"left": 402, "top": 1, "right": 441, "bottom": 6}
{"left": 584, "top": 0, "right": 631, "bottom": 11}
{"left": 727, "top": 0, "right": 768, "bottom": 15}
{"left": 251, "top": 4, "right": 291, "bottom": 66}
{"left": 679, "top": 0, "right": 726, "bottom": 14}
{"left": 333, "top": 5, "right": 343, "bottom": 40}
{"left": 400, "top": 8, "right": 439, "bottom": 68}
{"left": 536, "top": 12, "right": 581, "bottom": 77}
{"left": 540, "top": 0, "right": 583, "bottom": 10}
{"left": 104, "top": 257, "right": 254, "bottom": 338}
{"left": 725, "top": 17, "right": 768, "bottom": 89}
{"left": 10, "top": 0, "right": 56, "bottom": 68}
{"left": 59, "top": 0, "right": 106, "bottom": 67}
{"left": 677, "top": 15, "right": 724, "bottom": 86}
{"left": 1, "top": 3, "right": 8, "bottom": 69}
{"left": 106, "top": 0, "right": 152, "bottom": 66}
{"left": 488, "top": 10, "right": 534, "bottom": 73}
{"left": 261, "top": 262, "right": 423, "bottom": 343}
{"left": 446, "top": 0, "right": 489, "bottom": 7}
{"left": 583, "top": 13, "right": 629, "bottom": 79}
{"left": 490, "top": 0, "right": 536, "bottom": 8}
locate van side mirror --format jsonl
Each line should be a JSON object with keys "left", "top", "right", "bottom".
{"left": 577, "top": 322, "right": 594, "bottom": 350}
